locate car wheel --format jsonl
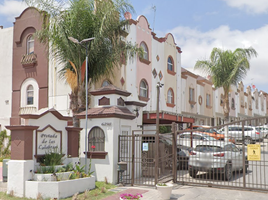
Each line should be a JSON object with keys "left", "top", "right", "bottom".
{"left": 244, "top": 137, "right": 252, "bottom": 145}
{"left": 224, "top": 163, "right": 233, "bottom": 181}
{"left": 189, "top": 169, "right": 198, "bottom": 178}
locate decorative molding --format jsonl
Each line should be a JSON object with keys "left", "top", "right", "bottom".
{"left": 21, "top": 54, "right": 37, "bottom": 68}
{"left": 138, "top": 96, "right": 150, "bottom": 102}
{"left": 86, "top": 151, "right": 108, "bottom": 159}
{"left": 167, "top": 69, "right": 176, "bottom": 76}
{"left": 166, "top": 103, "right": 175, "bottom": 108}
{"left": 99, "top": 96, "right": 110, "bottom": 106}
{"left": 139, "top": 57, "right": 151, "bottom": 65}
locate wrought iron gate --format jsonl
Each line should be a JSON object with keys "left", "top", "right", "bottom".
{"left": 177, "top": 117, "right": 268, "bottom": 192}
{"left": 118, "top": 128, "right": 177, "bottom": 186}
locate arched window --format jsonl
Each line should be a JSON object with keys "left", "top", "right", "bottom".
{"left": 88, "top": 127, "right": 105, "bottom": 152}
{"left": 27, "top": 85, "right": 34, "bottom": 105}
{"left": 140, "top": 42, "right": 148, "bottom": 60}
{"left": 27, "top": 35, "right": 34, "bottom": 55}
{"left": 102, "top": 80, "right": 111, "bottom": 87}
{"left": 139, "top": 80, "right": 148, "bottom": 98}
{"left": 167, "top": 56, "right": 174, "bottom": 71}
{"left": 167, "top": 88, "right": 174, "bottom": 104}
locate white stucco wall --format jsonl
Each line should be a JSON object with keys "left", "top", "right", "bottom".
{"left": 48, "top": 56, "right": 72, "bottom": 116}
{"left": 79, "top": 117, "right": 141, "bottom": 184}
{"left": 0, "top": 27, "right": 13, "bottom": 133}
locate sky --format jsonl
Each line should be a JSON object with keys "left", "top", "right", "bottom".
{"left": 1, "top": 0, "right": 268, "bottom": 92}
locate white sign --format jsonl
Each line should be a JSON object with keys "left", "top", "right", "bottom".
{"left": 143, "top": 143, "right": 149, "bottom": 151}
{"left": 37, "top": 126, "right": 61, "bottom": 155}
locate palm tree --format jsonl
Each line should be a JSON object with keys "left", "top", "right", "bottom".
{"left": 24, "top": 0, "right": 142, "bottom": 126}
{"left": 194, "top": 47, "right": 257, "bottom": 122}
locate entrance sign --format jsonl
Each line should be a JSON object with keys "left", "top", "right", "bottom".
{"left": 36, "top": 125, "right": 62, "bottom": 155}
{"left": 143, "top": 143, "right": 149, "bottom": 151}
{"left": 247, "top": 144, "right": 261, "bottom": 161}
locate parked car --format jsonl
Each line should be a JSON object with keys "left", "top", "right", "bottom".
{"left": 177, "top": 132, "right": 216, "bottom": 170}
{"left": 177, "top": 145, "right": 193, "bottom": 170}
{"left": 188, "top": 141, "right": 248, "bottom": 181}
{"left": 255, "top": 126, "right": 268, "bottom": 138}
{"left": 188, "top": 125, "right": 225, "bottom": 141}
{"left": 218, "top": 125, "right": 264, "bottom": 144}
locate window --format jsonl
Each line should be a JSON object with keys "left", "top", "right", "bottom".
{"left": 27, "top": 85, "right": 34, "bottom": 105}
{"left": 139, "top": 80, "right": 148, "bottom": 98}
{"left": 231, "top": 98, "right": 235, "bottom": 109}
{"left": 220, "top": 94, "right": 224, "bottom": 106}
{"left": 206, "top": 94, "right": 211, "bottom": 107}
{"left": 140, "top": 42, "right": 148, "bottom": 60}
{"left": 167, "top": 57, "right": 173, "bottom": 71}
{"left": 27, "top": 35, "right": 34, "bottom": 55}
{"left": 167, "top": 88, "right": 174, "bottom": 104}
{"left": 102, "top": 80, "right": 111, "bottom": 87}
{"left": 88, "top": 127, "right": 105, "bottom": 152}
{"left": 189, "top": 88, "right": 194, "bottom": 102}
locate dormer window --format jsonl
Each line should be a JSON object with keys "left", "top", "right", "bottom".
{"left": 27, "top": 35, "right": 34, "bottom": 55}
{"left": 102, "top": 80, "right": 111, "bottom": 87}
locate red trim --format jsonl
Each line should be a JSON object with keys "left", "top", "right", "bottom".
{"left": 166, "top": 103, "right": 175, "bottom": 108}
{"left": 143, "top": 112, "right": 194, "bottom": 124}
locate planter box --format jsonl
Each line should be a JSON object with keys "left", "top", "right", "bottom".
{"left": 34, "top": 172, "right": 73, "bottom": 181}
{"left": 25, "top": 176, "right": 95, "bottom": 199}
{"left": 156, "top": 183, "right": 173, "bottom": 200}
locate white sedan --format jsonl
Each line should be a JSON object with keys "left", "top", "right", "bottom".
{"left": 188, "top": 141, "right": 248, "bottom": 181}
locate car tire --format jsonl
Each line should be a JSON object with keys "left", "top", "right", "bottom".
{"left": 189, "top": 169, "right": 198, "bottom": 178}
{"left": 244, "top": 137, "right": 252, "bottom": 145}
{"left": 224, "top": 163, "right": 233, "bottom": 181}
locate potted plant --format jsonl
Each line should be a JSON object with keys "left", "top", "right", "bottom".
{"left": 156, "top": 182, "right": 173, "bottom": 200}
{"left": 120, "top": 193, "right": 143, "bottom": 200}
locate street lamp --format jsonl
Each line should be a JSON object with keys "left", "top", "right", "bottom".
{"left": 68, "top": 36, "right": 95, "bottom": 173}
{"left": 155, "top": 81, "right": 163, "bottom": 184}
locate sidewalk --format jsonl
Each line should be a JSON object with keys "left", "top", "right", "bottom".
{"left": 104, "top": 183, "right": 268, "bottom": 200}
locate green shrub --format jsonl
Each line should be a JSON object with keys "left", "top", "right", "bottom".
{"left": 40, "top": 148, "right": 65, "bottom": 166}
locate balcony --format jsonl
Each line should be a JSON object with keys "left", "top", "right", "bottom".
{"left": 21, "top": 53, "right": 37, "bottom": 68}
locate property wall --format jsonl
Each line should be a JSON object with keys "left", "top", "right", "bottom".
{"left": 0, "top": 27, "right": 13, "bottom": 133}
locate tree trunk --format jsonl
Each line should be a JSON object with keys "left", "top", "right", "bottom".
{"left": 223, "top": 93, "right": 230, "bottom": 123}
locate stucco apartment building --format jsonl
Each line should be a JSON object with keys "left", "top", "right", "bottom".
{"left": 0, "top": 7, "right": 267, "bottom": 134}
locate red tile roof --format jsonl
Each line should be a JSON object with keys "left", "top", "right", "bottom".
{"left": 76, "top": 106, "right": 136, "bottom": 119}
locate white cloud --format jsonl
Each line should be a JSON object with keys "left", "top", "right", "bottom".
{"left": 0, "top": 0, "right": 27, "bottom": 22}
{"left": 222, "top": 0, "right": 268, "bottom": 14}
{"left": 169, "top": 24, "right": 268, "bottom": 91}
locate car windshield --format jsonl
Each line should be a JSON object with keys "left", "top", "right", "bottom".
{"left": 195, "top": 145, "right": 222, "bottom": 152}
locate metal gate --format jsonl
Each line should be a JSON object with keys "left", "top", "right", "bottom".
{"left": 118, "top": 128, "right": 177, "bottom": 186}
{"left": 177, "top": 117, "right": 268, "bottom": 192}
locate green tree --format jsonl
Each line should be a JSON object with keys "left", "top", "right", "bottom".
{"left": 24, "top": 0, "right": 142, "bottom": 126}
{"left": 194, "top": 47, "right": 257, "bottom": 122}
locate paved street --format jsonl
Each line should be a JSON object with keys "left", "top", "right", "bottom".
{"left": 177, "top": 139, "right": 268, "bottom": 190}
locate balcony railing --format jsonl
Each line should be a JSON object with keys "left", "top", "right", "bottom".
{"left": 21, "top": 53, "right": 37, "bottom": 68}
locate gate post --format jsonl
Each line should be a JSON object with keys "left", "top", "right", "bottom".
{"left": 131, "top": 130, "right": 135, "bottom": 186}
{"left": 172, "top": 122, "right": 177, "bottom": 183}
{"left": 242, "top": 121, "right": 246, "bottom": 188}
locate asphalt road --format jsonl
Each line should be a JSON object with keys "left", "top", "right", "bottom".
{"left": 177, "top": 139, "right": 268, "bottom": 191}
